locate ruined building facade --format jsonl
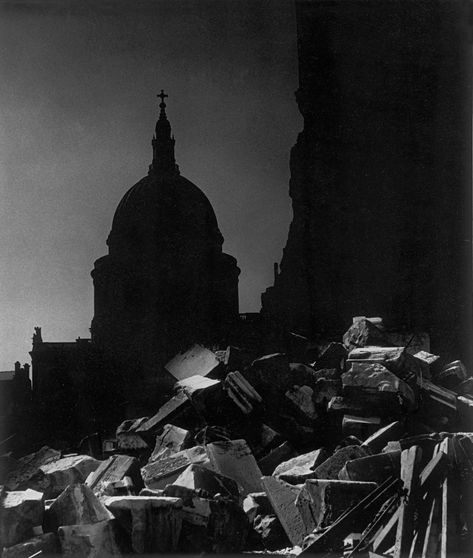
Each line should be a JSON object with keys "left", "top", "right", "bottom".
{"left": 91, "top": 93, "right": 240, "bottom": 400}
{"left": 262, "top": 0, "right": 472, "bottom": 363}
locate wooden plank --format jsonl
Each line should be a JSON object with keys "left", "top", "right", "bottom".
{"left": 301, "top": 477, "right": 400, "bottom": 554}
{"left": 420, "top": 450, "right": 447, "bottom": 488}
{"left": 440, "top": 437, "right": 460, "bottom": 558}
{"left": 372, "top": 506, "right": 400, "bottom": 553}
{"left": 345, "top": 494, "right": 399, "bottom": 557}
{"left": 421, "top": 494, "right": 442, "bottom": 558}
{"left": 393, "top": 445, "right": 423, "bottom": 558}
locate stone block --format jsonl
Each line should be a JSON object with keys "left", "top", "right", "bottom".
{"left": 159, "top": 486, "right": 249, "bottom": 553}
{"left": 135, "top": 391, "right": 197, "bottom": 443}
{"left": 5, "top": 446, "right": 60, "bottom": 491}
{"left": 456, "top": 377, "right": 473, "bottom": 396}
{"left": 58, "top": 519, "right": 123, "bottom": 557}
{"left": 296, "top": 479, "right": 377, "bottom": 532}
{"left": 254, "top": 514, "right": 291, "bottom": 551}
{"left": 258, "top": 442, "right": 296, "bottom": 475}
{"left": 172, "top": 463, "right": 239, "bottom": 500}
{"left": 435, "top": 360, "right": 469, "bottom": 389}
{"left": 30, "top": 455, "right": 101, "bottom": 499}
{"left": 312, "top": 342, "right": 348, "bottom": 372}
{"left": 313, "top": 445, "right": 369, "bottom": 479}
{"left": 242, "top": 354, "right": 292, "bottom": 396}
{"left": 0, "top": 489, "right": 44, "bottom": 548}
{"left": 260, "top": 476, "right": 306, "bottom": 546}
{"left": 342, "top": 362, "right": 416, "bottom": 409}
{"left": 338, "top": 450, "right": 401, "bottom": 483}
{"left": 104, "top": 496, "right": 182, "bottom": 553}
{"left": 243, "top": 492, "right": 273, "bottom": 522}
{"left": 273, "top": 448, "right": 330, "bottom": 478}
{"left": 2, "top": 533, "right": 59, "bottom": 558}
{"left": 177, "top": 375, "right": 228, "bottom": 421}
{"left": 343, "top": 319, "right": 391, "bottom": 351}
{"left": 165, "top": 344, "right": 220, "bottom": 381}
{"left": 222, "top": 346, "right": 255, "bottom": 372}
{"left": 361, "top": 421, "right": 404, "bottom": 454}
{"left": 139, "top": 487, "right": 164, "bottom": 496}
{"left": 149, "top": 423, "right": 193, "bottom": 463}
{"left": 314, "top": 378, "right": 342, "bottom": 407}
{"left": 86, "top": 454, "right": 143, "bottom": 499}
{"left": 115, "top": 417, "right": 149, "bottom": 451}
{"left": 328, "top": 395, "right": 367, "bottom": 416}
{"left": 413, "top": 350, "right": 439, "bottom": 367}
{"left": 206, "top": 439, "right": 262, "bottom": 496}
{"left": 285, "top": 385, "right": 318, "bottom": 421}
{"left": 185, "top": 496, "right": 249, "bottom": 553}
{"left": 45, "top": 484, "right": 113, "bottom": 532}
{"left": 204, "top": 498, "right": 249, "bottom": 553}
{"left": 141, "top": 446, "right": 209, "bottom": 490}
{"left": 347, "top": 346, "right": 422, "bottom": 383}
{"left": 245, "top": 423, "right": 285, "bottom": 459}
{"left": 223, "top": 371, "right": 263, "bottom": 415}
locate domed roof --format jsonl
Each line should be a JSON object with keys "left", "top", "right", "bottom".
{"left": 108, "top": 171, "right": 223, "bottom": 249}
{"left": 107, "top": 92, "right": 223, "bottom": 255}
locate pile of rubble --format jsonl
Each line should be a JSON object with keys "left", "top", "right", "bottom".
{"left": 1, "top": 317, "right": 472, "bottom": 557}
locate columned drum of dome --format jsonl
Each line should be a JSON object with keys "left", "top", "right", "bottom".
{"left": 91, "top": 92, "right": 239, "bottom": 406}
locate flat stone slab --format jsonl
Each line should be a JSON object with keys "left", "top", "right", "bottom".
{"left": 338, "top": 450, "right": 401, "bottom": 483}
{"left": 165, "top": 344, "right": 220, "bottom": 381}
{"left": 172, "top": 463, "right": 239, "bottom": 499}
{"left": 313, "top": 445, "right": 369, "bottom": 480}
{"left": 261, "top": 476, "right": 306, "bottom": 547}
{"left": 273, "top": 448, "right": 329, "bottom": 477}
{"left": 5, "top": 446, "right": 60, "bottom": 491}
{"left": 141, "top": 446, "right": 210, "bottom": 490}
{"left": 206, "top": 439, "right": 262, "bottom": 496}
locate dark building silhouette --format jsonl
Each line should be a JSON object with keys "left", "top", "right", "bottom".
{"left": 262, "top": 0, "right": 472, "bottom": 363}
{"left": 0, "top": 362, "right": 32, "bottom": 454}
{"left": 91, "top": 92, "right": 240, "bottom": 403}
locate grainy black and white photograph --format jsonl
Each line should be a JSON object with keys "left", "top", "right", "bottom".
{"left": 0, "top": 0, "right": 472, "bottom": 556}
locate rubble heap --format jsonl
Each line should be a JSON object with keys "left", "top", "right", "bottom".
{"left": 1, "top": 317, "right": 472, "bottom": 557}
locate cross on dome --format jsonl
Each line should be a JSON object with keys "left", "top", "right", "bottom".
{"left": 157, "top": 89, "right": 168, "bottom": 108}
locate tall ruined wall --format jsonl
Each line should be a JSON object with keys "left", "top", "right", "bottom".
{"left": 262, "top": 0, "right": 472, "bottom": 362}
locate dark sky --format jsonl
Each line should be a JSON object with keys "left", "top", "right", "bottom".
{"left": 0, "top": 0, "right": 300, "bottom": 369}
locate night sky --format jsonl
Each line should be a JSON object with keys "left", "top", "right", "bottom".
{"left": 0, "top": 0, "right": 301, "bottom": 369}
